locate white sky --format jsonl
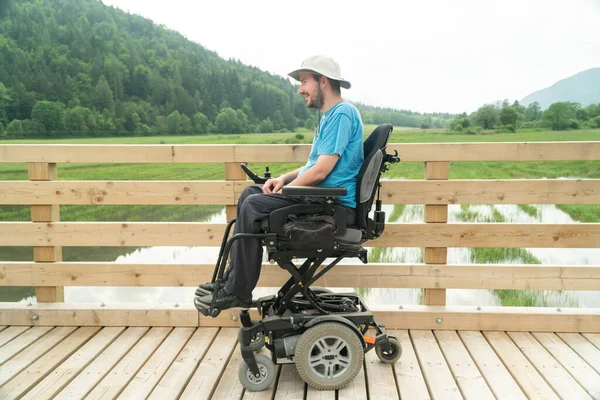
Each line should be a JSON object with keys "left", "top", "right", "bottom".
{"left": 102, "top": 0, "right": 600, "bottom": 114}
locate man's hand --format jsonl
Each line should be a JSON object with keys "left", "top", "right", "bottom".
{"left": 262, "top": 177, "right": 285, "bottom": 194}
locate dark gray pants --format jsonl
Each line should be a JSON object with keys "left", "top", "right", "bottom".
{"left": 223, "top": 185, "right": 354, "bottom": 299}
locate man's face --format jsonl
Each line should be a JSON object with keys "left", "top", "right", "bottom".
{"left": 298, "top": 72, "right": 322, "bottom": 109}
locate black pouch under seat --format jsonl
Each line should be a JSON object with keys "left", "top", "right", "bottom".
{"left": 283, "top": 214, "right": 337, "bottom": 249}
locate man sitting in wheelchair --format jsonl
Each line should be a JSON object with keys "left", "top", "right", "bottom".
{"left": 194, "top": 55, "right": 401, "bottom": 392}
{"left": 196, "top": 55, "right": 365, "bottom": 312}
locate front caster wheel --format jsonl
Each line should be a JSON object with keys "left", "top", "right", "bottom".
{"left": 375, "top": 335, "right": 402, "bottom": 364}
{"left": 294, "top": 322, "right": 364, "bottom": 390}
{"left": 238, "top": 354, "right": 275, "bottom": 392}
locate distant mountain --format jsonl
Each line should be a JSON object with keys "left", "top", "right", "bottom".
{"left": 521, "top": 68, "right": 600, "bottom": 109}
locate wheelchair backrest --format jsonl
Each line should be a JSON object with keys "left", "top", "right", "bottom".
{"left": 355, "top": 124, "right": 393, "bottom": 230}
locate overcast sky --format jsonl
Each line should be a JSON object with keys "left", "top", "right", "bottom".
{"left": 103, "top": 0, "right": 600, "bottom": 114}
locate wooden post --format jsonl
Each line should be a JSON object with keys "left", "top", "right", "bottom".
{"left": 423, "top": 161, "right": 448, "bottom": 306}
{"left": 225, "top": 162, "right": 247, "bottom": 221}
{"left": 28, "top": 162, "right": 64, "bottom": 302}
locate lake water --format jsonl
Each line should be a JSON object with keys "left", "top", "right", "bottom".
{"left": 23, "top": 201, "right": 596, "bottom": 309}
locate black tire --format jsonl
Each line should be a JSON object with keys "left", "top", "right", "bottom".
{"left": 375, "top": 335, "right": 402, "bottom": 364}
{"left": 294, "top": 322, "right": 363, "bottom": 390}
{"left": 238, "top": 354, "right": 275, "bottom": 392}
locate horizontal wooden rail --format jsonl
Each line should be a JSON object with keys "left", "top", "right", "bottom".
{"left": 1, "top": 262, "right": 599, "bottom": 290}
{"left": 0, "top": 144, "right": 234, "bottom": 163}
{"left": 1, "top": 142, "right": 599, "bottom": 163}
{"left": 0, "top": 181, "right": 234, "bottom": 205}
{"left": 2, "top": 179, "right": 599, "bottom": 205}
{"left": 1, "top": 222, "right": 598, "bottom": 248}
{"left": 0, "top": 302, "right": 598, "bottom": 332}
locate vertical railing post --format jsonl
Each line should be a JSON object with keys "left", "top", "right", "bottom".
{"left": 28, "top": 162, "right": 64, "bottom": 302}
{"left": 423, "top": 161, "right": 449, "bottom": 306}
{"left": 225, "top": 162, "right": 247, "bottom": 221}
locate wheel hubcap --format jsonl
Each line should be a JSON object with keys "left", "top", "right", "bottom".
{"left": 308, "top": 336, "right": 352, "bottom": 380}
{"left": 246, "top": 364, "right": 268, "bottom": 384}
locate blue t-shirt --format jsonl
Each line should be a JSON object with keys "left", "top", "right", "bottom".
{"left": 297, "top": 101, "right": 364, "bottom": 208}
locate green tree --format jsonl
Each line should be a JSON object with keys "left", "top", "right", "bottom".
{"left": 125, "top": 111, "right": 141, "bottom": 133}
{"left": 215, "top": 107, "right": 241, "bottom": 133}
{"left": 471, "top": 104, "right": 499, "bottom": 129}
{"left": 180, "top": 114, "right": 193, "bottom": 134}
{"left": 31, "top": 100, "right": 64, "bottom": 136}
{"left": 0, "top": 82, "right": 12, "bottom": 125}
{"left": 500, "top": 106, "right": 519, "bottom": 127}
{"left": 524, "top": 102, "right": 542, "bottom": 121}
{"left": 64, "top": 106, "right": 93, "bottom": 134}
{"left": 94, "top": 75, "right": 115, "bottom": 112}
{"left": 167, "top": 110, "right": 181, "bottom": 134}
{"left": 0, "top": 121, "right": 5, "bottom": 137}
{"left": 193, "top": 112, "right": 209, "bottom": 134}
{"left": 260, "top": 117, "right": 274, "bottom": 133}
{"left": 6, "top": 120, "right": 23, "bottom": 137}
{"left": 543, "top": 102, "right": 575, "bottom": 130}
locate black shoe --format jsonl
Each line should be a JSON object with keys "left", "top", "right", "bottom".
{"left": 195, "top": 279, "right": 227, "bottom": 297}
{"left": 196, "top": 288, "right": 252, "bottom": 310}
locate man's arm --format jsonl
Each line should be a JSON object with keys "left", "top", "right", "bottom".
{"left": 286, "top": 154, "right": 339, "bottom": 187}
{"left": 279, "top": 167, "right": 302, "bottom": 185}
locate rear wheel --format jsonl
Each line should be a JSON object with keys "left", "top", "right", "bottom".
{"left": 294, "top": 322, "right": 364, "bottom": 390}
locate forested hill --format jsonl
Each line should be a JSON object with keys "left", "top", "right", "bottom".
{"left": 0, "top": 0, "right": 453, "bottom": 138}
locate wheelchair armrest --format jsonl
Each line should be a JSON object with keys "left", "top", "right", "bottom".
{"left": 282, "top": 186, "right": 347, "bottom": 198}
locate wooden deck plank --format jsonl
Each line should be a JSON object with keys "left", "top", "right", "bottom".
{"left": 0, "top": 327, "right": 99, "bottom": 399}
{"left": 532, "top": 332, "right": 600, "bottom": 398}
{"left": 458, "top": 331, "right": 526, "bottom": 399}
{"left": 391, "top": 330, "right": 430, "bottom": 400}
{"left": 582, "top": 333, "right": 600, "bottom": 350}
{"left": 0, "top": 326, "right": 29, "bottom": 347}
{"left": 364, "top": 343, "right": 399, "bottom": 399}
{"left": 306, "top": 385, "right": 336, "bottom": 399}
{"left": 211, "top": 342, "right": 246, "bottom": 400}
{"left": 179, "top": 328, "right": 238, "bottom": 399}
{"left": 148, "top": 327, "right": 219, "bottom": 400}
{"left": 557, "top": 332, "right": 600, "bottom": 374}
{"left": 85, "top": 327, "right": 171, "bottom": 400}
{"left": 273, "top": 364, "right": 305, "bottom": 400}
{"left": 54, "top": 327, "right": 149, "bottom": 399}
{"left": 118, "top": 327, "right": 194, "bottom": 399}
{"left": 434, "top": 330, "right": 494, "bottom": 399}
{"left": 0, "top": 326, "right": 76, "bottom": 388}
{"left": 410, "top": 330, "right": 462, "bottom": 399}
{"left": 0, "top": 326, "right": 52, "bottom": 366}
{"left": 483, "top": 331, "right": 558, "bottom": 400}
{"left": 20, "top": 327, "right": 124, "bottom": 400}
{"left": 507, "top": 332, "right": 591, "bottom": 399}
{"left": 337, "top": 362, "right": 367, "bottom": 400}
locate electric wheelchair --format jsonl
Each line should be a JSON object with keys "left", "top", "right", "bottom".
{"left": 195, "top": 124, "right": 401, "bottom": 391}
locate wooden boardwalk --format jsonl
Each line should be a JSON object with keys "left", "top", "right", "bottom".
{"left": 0, "top": 325, "right": 599, "bottom": 399}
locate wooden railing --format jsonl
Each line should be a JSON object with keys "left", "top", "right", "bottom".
{"left": 1, "top": 142, "right": 599, "bottom": 332}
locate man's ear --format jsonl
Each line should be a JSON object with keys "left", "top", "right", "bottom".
{"left": 320, "top": 75, "right": 328, "bottom": 89}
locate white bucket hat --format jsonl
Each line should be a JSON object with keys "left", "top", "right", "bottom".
{"left": 288, "top": 55, "right": 351, "bottom": 89}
